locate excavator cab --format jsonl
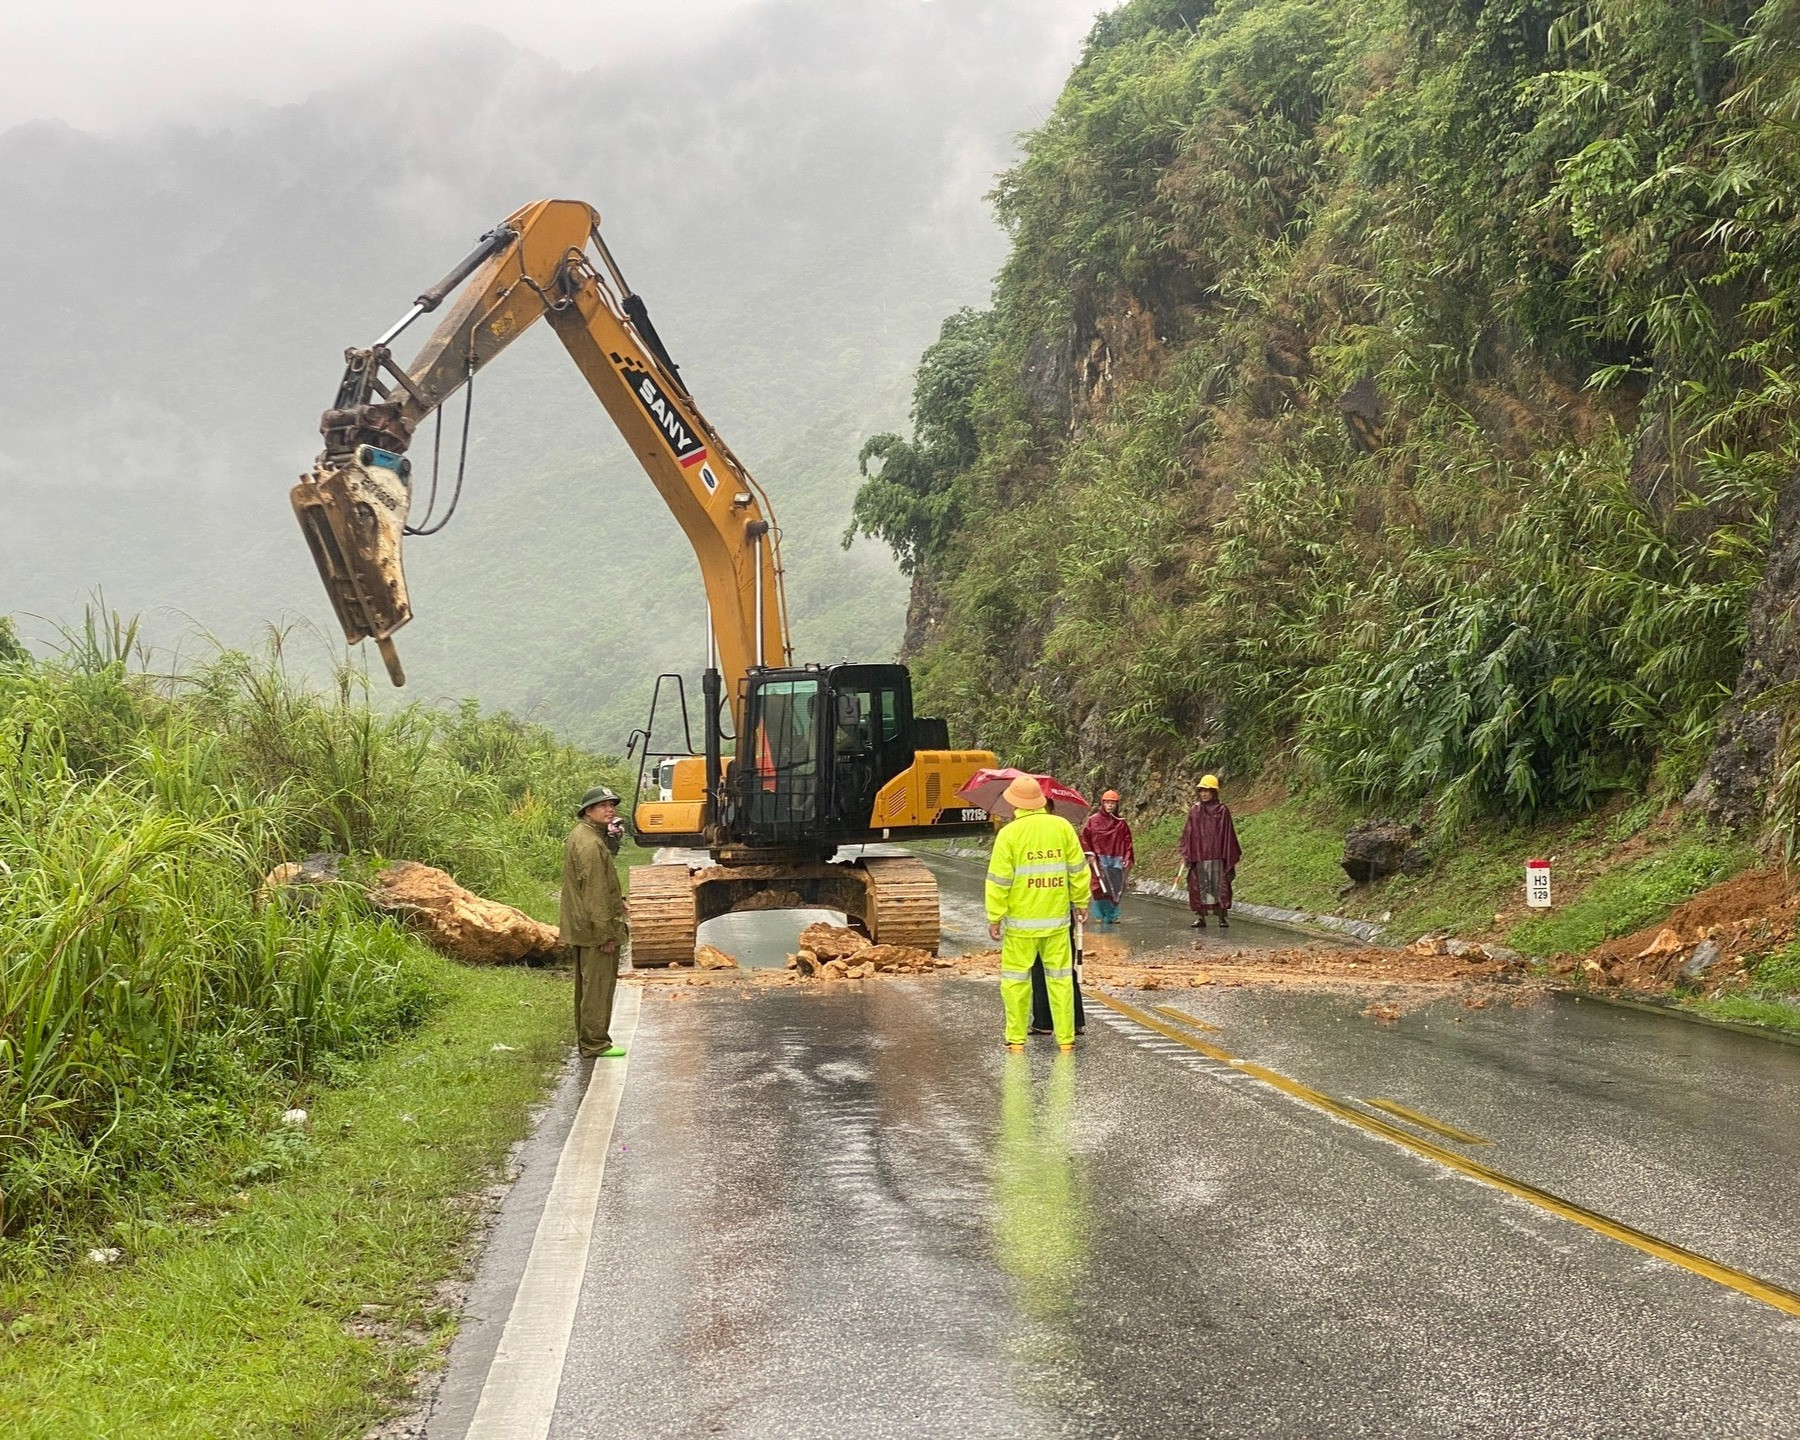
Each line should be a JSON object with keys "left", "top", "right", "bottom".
{"left": 732, "top": 664, "right": 965, "bottom": 846}
{"left": 733, "top": 665, "right": 911, "bottom": 842}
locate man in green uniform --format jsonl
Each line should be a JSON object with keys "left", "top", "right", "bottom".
{"left": 561, "top": 786, "right": 629, "bottom": 1058}
{"left": 985, "top": 775, "right": 1090, "bottom": 1051}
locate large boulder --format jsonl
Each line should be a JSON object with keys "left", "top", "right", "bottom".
{"left": 1340, "top": 819, "right": 1421, "bottom": 886}
{"left": 368, "top": 861, "right": 560, "bottom": 964}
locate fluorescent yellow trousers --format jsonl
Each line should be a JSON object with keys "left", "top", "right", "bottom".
{"left": 1001, "top": 925, "right": 1074, "bottom": 1044}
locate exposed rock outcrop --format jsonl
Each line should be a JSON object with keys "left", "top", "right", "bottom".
{"left": 1691, "top": 471, "right": 1800, "bottom": 831}
{"left": 1340, "top": 819, "right": 1423, "bottom": 885}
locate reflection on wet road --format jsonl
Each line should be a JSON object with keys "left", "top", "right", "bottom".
{"left": 535, "top": 973, "right": 1800, "bottom": 1438}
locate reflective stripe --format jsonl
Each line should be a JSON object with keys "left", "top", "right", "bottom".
{"left": 1040, "top": 966, "right": 1073, "bottom": 979}
{"left": 999, "top": 969, "right": 1034, "bottom": 983}
{"left": 985, "top": 870, "right": 1012, "bottom": 887}
{"left": 1003, "top": 916, "right": 1068, "bottom": 931}
{"left": 1010, "top": 863, "right": 1066, "bottom": 877}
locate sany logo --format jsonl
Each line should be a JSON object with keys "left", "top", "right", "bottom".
{"left": 616, "top": 354, "right": 709, "bottom": 471}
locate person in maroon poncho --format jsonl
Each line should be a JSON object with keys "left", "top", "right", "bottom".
{"left": 1078, "top": 790, "right": 1134, "bottom": 926}
{"left": 1178, "top": 774, "right": 1241, "bottom": 929}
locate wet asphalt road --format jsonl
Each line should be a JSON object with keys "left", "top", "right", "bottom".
{"left": 433, "top": 863, "right": 1800, "bottom": 1439}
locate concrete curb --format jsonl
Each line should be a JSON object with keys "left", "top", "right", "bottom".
{"left": 933, "top": 844, "right": 1388, "bottom": 945}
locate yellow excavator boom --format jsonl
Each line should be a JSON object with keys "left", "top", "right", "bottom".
{"left": 292, "top": 198, "right": 789, "bottom": 718}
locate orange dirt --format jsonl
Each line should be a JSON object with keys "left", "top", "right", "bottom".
{"left": 1556, "top": 867, "right": 1798, "bottom": 994}
{"left": 630, "top": 925, "right": 1543, "bottom": 1017}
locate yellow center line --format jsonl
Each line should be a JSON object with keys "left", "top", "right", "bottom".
{"left": 1151, "top": 1004, "right": 1224, "bottom": 1034}
{"left": 1093, "top": 991, "right": 1800, "bottom": 1319}
{"left": 1361, "top": 1098, "right": 1492, "bottom": 1147}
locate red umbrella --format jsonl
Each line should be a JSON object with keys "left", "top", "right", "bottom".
{"left": 957, "top": 767, "right": 1091, "bottom": 827}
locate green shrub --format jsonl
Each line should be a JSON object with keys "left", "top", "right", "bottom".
{"left": 0, "top": 621, "right": 623, "bottom": 1260}
{"left": 852, "top": 0, "right": 1800, "bottom": 830}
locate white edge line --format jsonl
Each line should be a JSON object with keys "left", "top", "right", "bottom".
{"left": 464, "top": 985, "right": 642, "bottom": 1440}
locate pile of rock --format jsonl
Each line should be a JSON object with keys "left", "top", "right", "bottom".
{"left": 1405, "top": 933, "right": 1526, "bottom": 970}
{"left": 785, "top": 922, "right": 948, "bottom": 980}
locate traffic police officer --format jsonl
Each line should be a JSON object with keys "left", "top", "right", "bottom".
{"left": 985, "top": 775, "right": 1089, "bottom": 1050}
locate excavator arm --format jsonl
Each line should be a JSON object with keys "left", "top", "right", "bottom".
{"left": 294, "top": 198, "right": 1001, "bottom": 962}
{"left": 292, "top": 198, "right": 791, "bottom": 715}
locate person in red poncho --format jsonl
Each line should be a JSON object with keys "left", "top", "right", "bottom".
{"left": 1178, "top": 774, "right": 1241, "bottom": 929}
{"left": 1079, "top": 790, "right": 1135, "bottom": 927}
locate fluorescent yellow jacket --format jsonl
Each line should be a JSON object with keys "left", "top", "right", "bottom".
{"left": 985, "top": 808, "right": 1090, "bottom": 930}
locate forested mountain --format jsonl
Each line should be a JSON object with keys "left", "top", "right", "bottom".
{"left": 0, "top": 0, "right": 1095, "bottom": 747}
{"left": 857, "top": 0, "right": 1800, "bottom": 839}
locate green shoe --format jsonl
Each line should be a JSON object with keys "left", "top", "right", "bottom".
{"left": 598, "top": 1045, "right": 627, "bottom": 1058}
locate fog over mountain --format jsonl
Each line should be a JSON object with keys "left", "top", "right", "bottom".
{"left": 0, "top": 0, "right": 1106, "bottom": 746}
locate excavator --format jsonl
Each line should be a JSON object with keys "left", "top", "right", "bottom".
{"left": 289, "top": 198, "right": 998, "bottom": 963}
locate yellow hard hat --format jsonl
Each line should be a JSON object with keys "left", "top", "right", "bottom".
{"left": 1199, "top": 774, "right": 1220, "bottom": 791}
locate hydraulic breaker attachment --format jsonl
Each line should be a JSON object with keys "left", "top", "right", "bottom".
{"left": 290, "top": 446, "right": 414, "bottom": 685}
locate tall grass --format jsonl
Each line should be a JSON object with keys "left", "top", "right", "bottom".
{"left": 0, "top": 622, "right": 619, "bottom": 1263}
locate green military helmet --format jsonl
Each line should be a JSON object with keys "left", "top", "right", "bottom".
{"left": 575, "top": 785, "right": 622, "bottom": 816}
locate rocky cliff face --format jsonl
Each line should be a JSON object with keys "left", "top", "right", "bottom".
{"left": 1693, "top": 475, "right": 1800, "bottom": 832}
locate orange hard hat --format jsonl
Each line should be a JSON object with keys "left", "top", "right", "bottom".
{"left": 1101, "top": 789, "right": 1121, "bottom": 802}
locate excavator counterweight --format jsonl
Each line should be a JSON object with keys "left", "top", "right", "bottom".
{"left": 290, "top": 199, "right": 999, "bottom": 960}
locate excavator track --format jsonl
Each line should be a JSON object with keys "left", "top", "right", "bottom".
{"left": 627, "top": 862, "right": 698, "bottom": 967}
{"left": 860, "top": 856, "right": 941, "bottom": 953}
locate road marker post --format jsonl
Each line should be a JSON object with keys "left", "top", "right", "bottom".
{"left": 1525, "top": 858, "right": 1552, "bottom": 909}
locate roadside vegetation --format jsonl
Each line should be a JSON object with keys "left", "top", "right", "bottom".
{"left": 1690, "top": 945, "right": 1800, "bottom": 1035}
{"left": 855, "top": 0, "right": 1800, "bottom": 826}
{"left": 0, "top": 954, "right": 571, "bottom": 1438}
{"left": 0, "top": 613, "right": 623, "bottom": 1270}
{"left": 852, "top": 0, "right": 1800, "bottom": 1015}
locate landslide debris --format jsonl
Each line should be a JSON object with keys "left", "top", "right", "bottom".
{"left": 263, "top": 856, "right": 562, "bottom": 963}
{"left": 785, "top": 923, "right": 947, "bottom": 980}
{"left": 366, "top": 861, "right": 561, "bottom": 964}
{"left": 694, "top": 944, "right": 739, "bottom": 970}
{"left": 633, "top": 923, "right": 952, "bottom": 987}
{"left": 630, "top": 924, "right": 1541, "bottom": 1008}
{"left": 1554, "top": 867, "right": 1797, "bottom": 996}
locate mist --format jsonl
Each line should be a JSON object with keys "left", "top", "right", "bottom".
{"left": 0, "top": 0, "right": 1113, "bottom": 748}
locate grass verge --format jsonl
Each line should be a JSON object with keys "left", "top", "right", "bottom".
{"left": 0, "top": 950, "right": 571, "bottom": 1440}
{"left": 1685, "top": 942, "right": 1800, "bottom": 1034}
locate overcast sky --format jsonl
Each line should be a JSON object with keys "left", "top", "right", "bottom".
{"left": 3, "top": 0, "right": 1107, "bottom": 133}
